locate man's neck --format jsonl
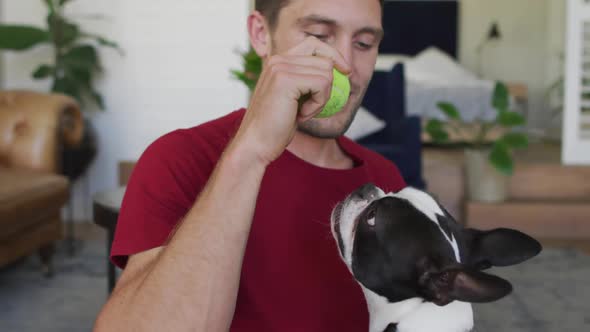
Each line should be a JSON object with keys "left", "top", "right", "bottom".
{"left": 287, "top": 131, "right": 353, "bottom": 169}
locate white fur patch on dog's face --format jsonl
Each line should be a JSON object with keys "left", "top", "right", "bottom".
{"left": 391, "top": 188, "right": 461, "bottom": 263}
{"left": 330, "top": 185, "right": 385, "bottom": 267}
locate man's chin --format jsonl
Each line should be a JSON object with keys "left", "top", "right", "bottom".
{"left": 297, "top": 106, "right": 358, "bottom": 139}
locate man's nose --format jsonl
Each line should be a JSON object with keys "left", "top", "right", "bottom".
{"left": 335, "top": 41, "right": 354, "bottom": 74}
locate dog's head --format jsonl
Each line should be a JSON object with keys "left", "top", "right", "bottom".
{"left": 331, "top": 183, "right": 542, "bottom": 307}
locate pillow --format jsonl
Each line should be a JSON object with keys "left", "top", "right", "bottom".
{"left": 345, "top": 106, "right": 387, "bottom": 140}
{"left": 405, "top": 47, "right": 479, "bottom": 85}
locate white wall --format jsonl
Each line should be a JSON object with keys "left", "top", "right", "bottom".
{"left": 459, "top": 0, "right": 565, "bottom": 129}
{"left": 1, "top": 0, "right": 250, "bottom": 220}
{"left": 1, "top": 0, "right": 568, "bottom": 218}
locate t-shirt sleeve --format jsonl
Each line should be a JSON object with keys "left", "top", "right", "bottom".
{"left": 110, "top": 130, "right": 217, "bottom": 269}
{"left": 374, "top": 155, "right": 407, "bottom": 193}
{"left": 385, "top": 161, "right": 407, "bottom": 192}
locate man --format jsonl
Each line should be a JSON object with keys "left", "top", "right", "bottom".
{"left": 94, "top": 0, "right": 405, "bottom": 331}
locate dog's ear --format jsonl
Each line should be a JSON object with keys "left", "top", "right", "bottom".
{"left": 418, "top": 266, "right": 513, "bottom": 306}
{"left": 462, "top": 228, "right": 542, "bottom": 270}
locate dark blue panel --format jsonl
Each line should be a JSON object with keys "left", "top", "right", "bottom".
{"left": 379, "top": 0, "right": 458, "bottom": 58}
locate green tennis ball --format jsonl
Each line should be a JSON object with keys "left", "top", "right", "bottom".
{"left": 315, "top": 69, "right": 351, "bottom": 118}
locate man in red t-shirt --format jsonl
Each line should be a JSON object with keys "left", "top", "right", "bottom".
{"left": 95, "top": 0, "right": 405, "bottom": 331}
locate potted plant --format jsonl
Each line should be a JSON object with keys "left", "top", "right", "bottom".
{"left": 425, "top": 82, "right": 529, "bottom": 203}
{"left": 231, "top": 47, "right": 262, "bottom": 93}
{"left": 0, "top": 0, "right": 121, "bottom": 179}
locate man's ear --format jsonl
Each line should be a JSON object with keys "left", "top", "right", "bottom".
{"left": 248, "top": 11, "right": 272, "bottom": 58}
{"left": 463, "top": 228, "right": 542, "bottom": 270}
{"left": 419, "top": 267, "right": 513, "bottom": 306}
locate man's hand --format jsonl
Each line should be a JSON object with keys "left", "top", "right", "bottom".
{"left": 234, "top": 36, "right": 351, "bottom": 165}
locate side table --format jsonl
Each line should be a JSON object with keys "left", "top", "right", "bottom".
{"left": 93, "top": 186, "right": 126, "bottom": 293}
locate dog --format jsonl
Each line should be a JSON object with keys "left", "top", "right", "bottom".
{"left": 330, "top": 184, "right": 542, "bottom": 332}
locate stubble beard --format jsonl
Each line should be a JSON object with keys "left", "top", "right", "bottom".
{"left": 297, "top": 100, "right": 362, "bottom": 139}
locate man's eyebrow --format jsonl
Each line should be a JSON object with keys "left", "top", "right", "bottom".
{"left": 296, "top": 14, "right": 337, "bottom": 27}
{"left": 296, "top": 14, "right": 384, "bottom": 40}
{"left": 356, "top": 27, "right": 384, "bottom": 41}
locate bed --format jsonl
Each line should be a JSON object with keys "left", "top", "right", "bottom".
{"left": 376, "top": 0, "right": 500, "bottom": 123}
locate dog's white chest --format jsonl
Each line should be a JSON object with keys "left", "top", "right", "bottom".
{"left": 395, "top": 301, "right": 473, "bottom": 332}
{"left": 363, "top": 287, "right": 473, "bottom": 332}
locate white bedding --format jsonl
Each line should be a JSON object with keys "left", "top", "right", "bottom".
{"left": 376, "top": 47, "right": 499, "bottom": 122}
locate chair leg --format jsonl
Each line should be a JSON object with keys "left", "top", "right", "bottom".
{"left": 39, "top": 243, "right": 55, "bottom": 278}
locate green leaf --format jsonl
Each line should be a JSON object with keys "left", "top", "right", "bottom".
{"left": 32, "top": 64, "right": 54, "bottom": 79}
{"left": 426, "top": 119, "right": 444, "bottom": 131}
{"left": 492, "top": 81, "right": 510, "bottom": 112}
{"left": 59, "top": 0, "right": 73, "bottom": 6}
{"left": 61, "top": 22, "right": 80, "bottom": 46}
{"left": 498, "top": 111, "right": 526, "bottom": 127}
{"left": 48, "top": 14, "right": 80, "bottom": 47}
{"left": 489, "top": 142, "right": 513, "bottom": 176}
{"left": 501, "top": 132, "right": 529, "bottom": 149}
{"left": 43, "top": 0, "right": 56, "bottom": 13}
{"left": 95, "top": 36, "right": 123, "bottom": 53}
{"left": 231, "top": 70, "right": 257, "bottom": 91}
{"left": 436, "top": 102, "right": 461, "bottom": 120}
{"left": 62, "top": 45, "right": 100, "bottom": 70}
{"left": 425, "top": 119, "right": 449, "bottom": 143}
{"left": 244, "top": 49, "right": 262, "bottom": 75}
{"left": 0, "top": 25, "right": 49, "bottom": 50}
{"left": 91, "top": 91, "right": 105, "bottom": 110}
{"left": 66, "top": 67, "right": 92, "bottom": 87}
{"left": 232, "top": 48, "right": 261, "bottom": 89}
{"left": 429, "top": 129, "right": 449, "bottom": 142}
{"left": 52, "top": 76, "right": 82, "bottom": 102}
{"left": 81, "top": 32, "right": 123, "bottom": 54}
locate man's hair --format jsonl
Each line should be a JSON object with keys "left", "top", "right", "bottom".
{"left": 256, "top": 0, "right": 385, "bottom": 31}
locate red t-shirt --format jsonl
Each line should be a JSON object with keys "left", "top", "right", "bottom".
{"left": 111, "top": 109, "right": 406, "bottom": 331}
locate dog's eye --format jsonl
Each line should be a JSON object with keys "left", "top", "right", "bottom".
{"left": 366, "top": 210, "right": 376, "bottom": 226}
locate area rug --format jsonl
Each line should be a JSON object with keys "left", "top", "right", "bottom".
{"left": 0, "top": 237, "right": 589, "bottom": 332}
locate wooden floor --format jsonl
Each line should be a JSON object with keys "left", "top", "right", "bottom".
{"left": 422, "top": 142, "right": 590, "bottom": 254}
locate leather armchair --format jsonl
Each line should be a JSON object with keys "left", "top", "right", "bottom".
{"left": 0, "top": 90, "right": 83, "bottom": 275}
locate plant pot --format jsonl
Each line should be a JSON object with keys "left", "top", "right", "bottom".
{"left": 464, "top": 148, "right": 509, "bottom": 203}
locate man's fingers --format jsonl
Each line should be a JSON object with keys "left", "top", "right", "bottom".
{"left": 265, "top": 57, "right": 334, "bottom": 117}
{"left": 287, "top": 36, "right": 351, "bottom": 74}
{"left": 270, "top": 55, "right": 335, "bottom": 72}
{"left": 288, "top": 72, "right": 332, "bottom": 119}
{"left": 269, "top": 63, "right": 333, "bottom": 83}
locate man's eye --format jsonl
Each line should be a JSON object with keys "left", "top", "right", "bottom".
{"left": 305, "top": 32, "right": 328, "bottom": 41}
{"left": 356, "top": 41, "right": 373, "bottom": 50}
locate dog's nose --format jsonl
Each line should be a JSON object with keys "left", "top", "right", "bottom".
{"left": 356, "top": 183, "right": 378, "bottom": 200}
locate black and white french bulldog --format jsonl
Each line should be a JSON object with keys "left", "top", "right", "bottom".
{"left": 331, "top": 184, "right": 542, "bottom": 332}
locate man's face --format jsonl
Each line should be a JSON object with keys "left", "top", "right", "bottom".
{"left": 268, "top": 0, "right": 383, "bottom": 138}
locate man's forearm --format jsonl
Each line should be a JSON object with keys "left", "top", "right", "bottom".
{"left": 95, "top": 138, "right": 267, "bottom": 331}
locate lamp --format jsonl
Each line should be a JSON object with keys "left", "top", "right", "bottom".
{"left": 476, "top": 21, "right": 502, "bottom": 77}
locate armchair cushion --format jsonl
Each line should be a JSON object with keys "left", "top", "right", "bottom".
{"left": 0, "top": 167, "right": 68, "bottom": 239}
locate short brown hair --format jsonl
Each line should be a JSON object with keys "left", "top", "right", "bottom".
{"left": 256, "top": 0, "right": 384, "bottom": 31}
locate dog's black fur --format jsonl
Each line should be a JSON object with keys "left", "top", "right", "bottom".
{"left": 332, "top": 184, "right": 542, "bottom": 331}
{"left": 350, "top": 195, "right": 541, "bottom": 306}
